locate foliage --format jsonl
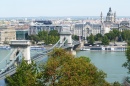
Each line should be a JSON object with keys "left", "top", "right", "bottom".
{"left": 105, "top": 29, "right": 119, "bottom": 42}
{"left": 123, "top": 46, "right": 130, "bottom": 73}
{"left": 49, "top": 30, "right": 59, "bottom": 36}
{"left": 28, "top": 30, "right": 60, "bottom": 45}
{"left": 38, "top": 30, "right": 48, "bottom": 40}
{"left": 38, "top": 48, "right": 110, "bottom": 86}
{"left": 28, "top": 35, "right": 40, "bottom": 44}
{"left": 94, "top": 33, "right": 102, "bottom": 41}
{"left": 127, "top": 41, "right": 130, "bottom": 46}
{"left": 121, "top": 30, "right": 130, "bottom": 41}
{"left": 102, "top": 35, "right": 109, "bottom": 45}
{"left": 122, "top": 46, "right": 130, "bottom": 85}
{"left": 6, "top": 59, "right": 39, "bottom": 86}
{"left": 111, "top": 81, "right": 122, "bottom": 86}
{"left": 72, "top": 35, "right": 79, "bottom": 40}
{"left": 88, "top": 33, "right": 95, "bottom": 45}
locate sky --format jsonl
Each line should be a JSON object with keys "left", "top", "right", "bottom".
{"left": 0, "top": 0, "right": 130, "bottom": 17}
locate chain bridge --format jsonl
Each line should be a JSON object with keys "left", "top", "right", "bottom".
{"left": 0, "top": 31, "right": 80, "bottom": 80}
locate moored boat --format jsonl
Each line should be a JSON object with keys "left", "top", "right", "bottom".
{"left": 30, "top": 46, "right": 46, "bottom": 50}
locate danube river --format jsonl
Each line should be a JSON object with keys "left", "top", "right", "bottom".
{"left": 76, "top": 50, "right": 128, "bottom": 83}
{"left": 0, "top": 50, "right": 128, "bottom": 85}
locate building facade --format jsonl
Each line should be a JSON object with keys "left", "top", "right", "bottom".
{"left": 0, "top": 28, "right": 16, "bottom": 43}
{"left": 28, "top": 20, "right": 63, "bottom": 35}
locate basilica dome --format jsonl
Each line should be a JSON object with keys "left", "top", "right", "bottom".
{"left": 107, "top": 7, "right": 113, "bottom": 16}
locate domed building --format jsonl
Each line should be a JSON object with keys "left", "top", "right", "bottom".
{"left": 101, "top": 7, "right": 116, "bottom": 23}
{"left": 106, "top": 7, "right": 116, "bottom": 22}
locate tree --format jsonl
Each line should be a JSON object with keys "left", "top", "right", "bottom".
{"left": 72, "top": 35, "right": 79, "bottom": 40}
{"left": 111, "top": 81, "right": 121, "bottom": 86}
{"left": 38, "top": 30, "right": 48, "bottom": 40}
{"left": 38, "top": 48, "right": 110, "bottom": 86}
{"left": 111, "top": 29, "right": 120, "bottom": 43}
{"left": 6, "top": 59, "right": 40, "bottom": 86}
{"left": 94, "top": 33, "right": 102, "bottom": 41}
{"left": 102, "top": 35, "right": 109, "bottom": 45}
{"left": 88, "top": 34, "right": 95, "bottom": 45}
{"left": 123, "top": 46, "right": 130, "bottom": 84}
{"left": 121, "top": 30, "right": 130, "bottom": 41}
{"left": 49, "top": 30, "right": 59, "bottom": 36}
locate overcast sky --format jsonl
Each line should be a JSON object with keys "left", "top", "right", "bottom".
{"left": 0, "top": 0, "right": 129, "bottom": 17}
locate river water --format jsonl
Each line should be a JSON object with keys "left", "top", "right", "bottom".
{"left": 0, "top": 50, "right": 128, "bottom": 85}
{"left": 76, "top": 51, "right": 128, "bottom": 83}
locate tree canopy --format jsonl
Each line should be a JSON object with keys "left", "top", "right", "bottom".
{"left": 6, "top": 59, "right": 40, "bottom": 86}
{"left": 102, "top": 35, "right": 109, "bottom": 45}
{"left": 38, "top": 48, "right": 110, "bottom": 86}
{"left": 88, "top": 34, "right": 95, "bottom": 45}
{"left": 28, "top": 30, "right": 60, "bottom": 45}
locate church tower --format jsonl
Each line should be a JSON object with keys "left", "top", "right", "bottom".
{"left": 114, "top": 11, "right": 116, "bottom": 22}
{"left": 100, "top": 11, "right": 103, "bottom": 23}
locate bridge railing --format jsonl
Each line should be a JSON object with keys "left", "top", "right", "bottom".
{"left": 72, "top": 39, "right": 80, "bottom": 45}
{"left": 0, "top": 49, "right": 15, "bottom": 70}
{"left": 31, "top": 39, "right": 80, "bottom": 59}
{"left": 0, "top": 67, "right": 16, "bottom": 80}
{"left": 31, "top": 40, "right": 61, "bottom": 59}
{"left": 0, "top": 50, "right": 22, "bottom": 74}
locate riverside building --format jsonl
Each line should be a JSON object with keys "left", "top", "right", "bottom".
{"left": 0, "top": 28, "right": 16, "bottom": 44}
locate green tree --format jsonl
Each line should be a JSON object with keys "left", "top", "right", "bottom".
{"left": 94, "top": 33, "right": 102, "bottom": 41}
{"left": 123, "top": 46, "right": 130, "bottom": 73}
{"left": 122, "top": 46, "right": 130, "bottom": 84}
{"left": 127, "top": 41, "right": 130, "bottom": 46}
{"left": 72, "top": 35, "right": 79, "bottom": 40}
{"left": 39, "top": 48, "right": 110, "bottom": 86}
{"left": 105, "top": 31, "right": 115, "bottom": 42}
{"left": 88, "top": 34, "right": 95, "bottom": 45}
{"left": 112, "top": 29, "right": 120, "bottom": 42}
{"left": 111, "top": 81, "right": 121, "bottom": 86}
{"left": 49, "top": 30, "right": 59, "bottom": 36}
{"left": 6, "top": 59, "right": 39, "bottom": 86}
{"left": 121, "top": 30, "right": 130, "bottom": 41}
{"left": 102, "top": 35, "right": 109, "bottom": 45}
{"left": 38, "top": 30, "right": 48, "bottom": 40}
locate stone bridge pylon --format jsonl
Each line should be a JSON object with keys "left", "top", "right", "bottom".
{"left": 9, "top": 40, "right": 31, "bottom": 64}
{"left": 59, "top": 31, "right": 73, "bottom": 47}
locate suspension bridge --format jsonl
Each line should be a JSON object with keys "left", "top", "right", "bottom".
{"left": 0, "top": 31, "right": 80, "bottom": 80}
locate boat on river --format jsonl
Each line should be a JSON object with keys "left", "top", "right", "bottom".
{"left": 80, "top": 46, "right": 126, "bottom": 51}
{"left": 30, "top": 46, "right": 46, "bottom": 50}
{"left": 80, "top": 46, "right": 90, "bottom": 51}
{"left": 0, "top": 45, "right": 11, "bottom": 50}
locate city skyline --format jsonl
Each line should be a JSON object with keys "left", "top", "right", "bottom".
{"left": 0, "top": 0, "right": 130, "bottom": 17}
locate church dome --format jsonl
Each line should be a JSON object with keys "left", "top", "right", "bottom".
{"left": 107, "top": 7, "right": 113, "bottom": 16}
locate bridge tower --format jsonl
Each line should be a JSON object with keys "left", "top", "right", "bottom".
{"left": 59, "top": 31, "right": 73, "bottom": 47}
{"left": 59, "top": 31, "right": 76, "bottom": 56}
{"left": 9, "top": 40, "right": 31, "bottom": 64}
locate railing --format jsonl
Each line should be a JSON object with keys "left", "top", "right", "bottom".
{"left": 0, "top": 49, "right": 14, "bottom": 65}
{"left": 0, "top": 50, "right": 22, "bottom": 75}
{"left": 31, "top": 40, "right": 60, "bottom": 56}
{"left": 0, "top": 67, "right": 16, "bottom": 80}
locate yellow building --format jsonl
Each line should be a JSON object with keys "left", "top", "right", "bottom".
{"left": 0, "top": 28, "right": 16, "bottom": 44}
